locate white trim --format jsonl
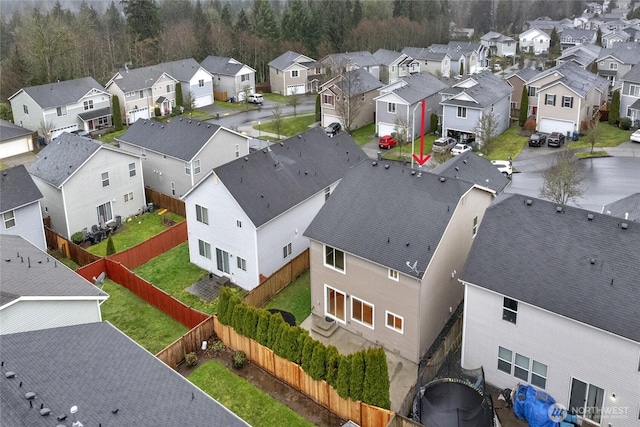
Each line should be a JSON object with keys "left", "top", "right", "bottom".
{"left": 388, "top": 268, "right": 399, "bottom": 281}
{"left": 350, "top": 295, "right": 374, "bottom": 330}
{"left": 324, "top": 284, "right": 346, "bottom": 324}
{"left": 323, "top": 244, "right": 346, "bottom": 274}
{"left": 385, "top": 310, "right": 404, "bottom": 334}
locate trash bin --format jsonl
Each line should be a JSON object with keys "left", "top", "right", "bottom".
{"left": 147, "top": 203, "right": 154, "bottom": 212}
{"left": 572, "top": 131, "right": 579, "bottom": 141}
{"left": 115, "top": 215, "right": 122, "bottom": 226}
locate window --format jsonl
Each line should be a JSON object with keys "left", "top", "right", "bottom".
{"left": 124, "top": 192, "right": 134, "bottom": 202}
{"left": 514, "top": 353, "right": 530, "bottom": 381}
{"left": 101, "top": 171, "right": 110, "bottom": 187}
{"left": 531, "top": 361, "right": 548, "bottom": 389}
{"left": 472, "top": 216, "right": 478, "bottom": 237}
{"left": 83, "top": 100, "right": 94, "bottom": 110}
{"left": 324, "top": 186, "right": 331, "bottom": 201}
{"left": 388, "top": 102, "right": 396, "bottom": 113}
{"left": 497, "top": 347, "right": 512, "bottom": 373}
{"left": 324, "top": 245, "right": 345, "bottom": 272}
{"left": 323, "top": 94, "right": 334, "bottom": 106}
{"left": 528, "top": 86, "right": 538, "bottom": 97}
{"left": 237, "top": 256, "right": 247, "bottom": 271}
{"left": 291, "top": 70, "right": 300, "bottom": 78}
{"left": 562, "top": 96, "right": 574, "bottom": 108}
{"left": 502, "top": 297, "right": 518, "bottom": 323}
{"left": 388, "top": 269, "right": 399, "bottom": 281}
{"left": 569, "top": 379, "right": 604, "bottom": 423}
{"left": 325, "top": 285, "right": 346, "bottom": 322}
{"left": 236, "top": 220, "right": 242, "bottom": 228}
{"left": 511, "top": 101, "right": 518, "bottom": 110}
{"left": 139, "top": 90, "right": 144, "bottom": 99}
{"left": 241, "top": 74, "right": 250, "bottom": 82}
{"left": 235, "top": 144, "right": 240, "bottom": 158}
{"left": 23, "top": 105, "right": 28, "bottom": 114}
{"left": 544, "top": 94, "right": 556, "bottom": 106}
{"left": 129, "top": 162, "right": 136, "bottom": 177}
{"left": 3, "top": 210, "right": 16, "bottom": 229}
{"left": 351, "top": 297, "right": 374, "bottom": 328}
{"left": 199, "top": 239, "right": 212, "bottom": 259}
{"left": 171, "top": 182, "right": 175, "bottom": 196}
{"left": 629, "top": 85, "right": 640, "bottom": 97}
{"left": 96, "top": 202, "right": 113, "bottom": 223}
{"left": 198, "top": 79, "right": 205, "bottom": 87}
{"left": 166, "top": 84, "right": 174, "bottom": 93}
{"left": 391, "top": 65, "right": 397, "bottom": 73}
{"left": 457, "top": 106, "right": 467, "bottom": 118}
{"left": 609, "top": 62, "right": 618, "bottom": 70}
{"left": 194, "top": 159, "right": 201, "bottom": 175}
{"left": 386, "top": 311, "right": 403, "bottom": 333}
{"left": 57, "top": 106, "right": 67, "bottom": 116}
{"left": 195, "top": 204, "right": 209, "bottom": 224}
{"left": 283, "top": 243, "right": 292, "bottom": 258}
{"left": 185, "top": 162, "right": 191, "bottom": 175}
{"left": 216, "top": 248, "right": 229, "bottom": 272}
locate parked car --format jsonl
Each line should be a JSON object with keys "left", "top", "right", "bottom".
{"left": 631, "top": 129, "right": 640, "bottom": 143}
{"left": 491, "top": 160, "right": 513, "bottom": 178}
{"left": 547, "top": 132, "right": 566, "bottom": 147}
{"left": 528, "top": 133, "right": 546, "bottom": 147}
{"left": 433, "top": 137, "right": 457, "bottom": 153}
{"left": 324, "top": 122, "right": 341, "bottom": 137}
{"left": 378, "top": 135, "right": 398, "bottom": 149}
{"left": 247, "top": 93, "right": 264, "bottom": 104}
{"left": 451, "top": 143, "right": 472, "bottom": 156}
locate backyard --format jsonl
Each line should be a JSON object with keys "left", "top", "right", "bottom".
{"left": 264, "top": 270, "right": 311, "bottom": 325}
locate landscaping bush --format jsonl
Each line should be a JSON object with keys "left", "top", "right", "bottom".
{"left": 277, "top": 325, "right": 305, "bottom": 362}
{"left": 231, "top": 304, "right": 245, "bottom": 334}
{"left": 185, "top": 351, "right": 198, "bottom": 367}
{"left": 223, "top": 292, "right": 242, "bottom": 326}
{"left": 362, "top": 347, "right": 391, "bottom": 409}
{"left": 294, "top": 329, "right": 309, "bottom": 364}
{"left": 255, "top": 309, "right": 270, "bottom": 345}
{"left": 609, "top": 91, "right": 620, "bottom": 125}
{"left": 308, "top": 341, "right": 327, "bottom": 381}
{"left": 154, "top": 106, "right": 161, "bottom": 116}
{"left": 273, "top": 321, "right": 290, "bottom": 358}
{"left": 243, "top": 305, "right": 259, "bottom": 340}
{"left": 620, "top": 117, "right": 632, "bottom": 130}
{"left": 301, "top": 335, "right": 316, "bottom": 372}
{"left": 71, "top": 231, "right": 85, "bottom": 245}
{"left": 216, "top": 287, "right": 232, "bottom": 323}
{"left": 523, "top": 117, "right": 536, "bottom": 132}
{"left": 204, "top": 339, "right": 226, "bottom": 357}
{"left": 430, "top": 113, "right": 438, "bottom": 133}
{"left": 350, "top": 351, "right": 366, "bottom": 401}
{"left": 266, "top": 312, "right": 285, "bottom": 348}
{"left": 336, "top": 355, "right": 351, "bottom": 399}
{"left": 105, "top": 236, "right": 116, "bottom": 256}
{"left": 232, "top": 350, "right": 248, "bottom": 369}
{"left": 325, "top": 345, "right": 340, "bottom": 388}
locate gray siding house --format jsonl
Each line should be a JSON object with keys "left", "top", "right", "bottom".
{"left": 619, "top": 63, "right": 640, "bottom": 125}
{"left": 402, "top": 47, "right": 452, "bottom": 78}
{"left": 0, "top": 120, "right": 36, "bottom": 159}
{"left": 373, "top": 49, "right": 417, "bottom": 84}
{"left": 304, "top": 161, "right": 496, "bottom": 364}
{"left": 596, "top": 44, "right": 640, "bottom": 87}
{"left": 157, "top": 58, "right": 214, "bottom": 108}
{"left": 318, "top": 51, "right": 380, "bottom": 81}
{"left": 201, "top": 55, "right": 257, "bottom": 102}
{"left": 431, "top": 152, "right": 511, "bottom": 194}
{"left": 116, "top": 118, "right": 250, "bottom": 198}
{"left": 0, "top": 234, "right": 108, "bottom": 335}
{"left": 0, "top": 165, "right": 46, "bottom": 251}
{"left": 27, "top": 134, "right": 146, "bottom": 239}
{"left": 268, "top": 51, "right": 317, "bottom": 95}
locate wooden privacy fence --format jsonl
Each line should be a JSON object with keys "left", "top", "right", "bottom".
{"left": 144, "top": 186, "right": 186, "bottom": 217}
{"left": 45, "top": 227, "right": 101, "bottom": 267}
{"left": 243, "top": 249, "right": 309, "bottom": 307}
{"left": 156, "top": 316, "right": 215, "bottom": 368}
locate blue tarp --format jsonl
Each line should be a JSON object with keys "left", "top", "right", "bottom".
{"left": 513, "top": 384, "right": 559, "bottom": 427}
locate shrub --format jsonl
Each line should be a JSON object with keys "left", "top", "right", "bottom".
{"left": 281, "top": 326, "right": 306, "bottom": 362}
{"left": 223, "top": 293, "right": 242, "bottom": 326}
{"left": 112, "top": 95, "right": 123, "bottom": 131}
{"left": 232, "top": 350, "right": 248, "bottom": 369}
{"left": 255, "top": 309, "right": 271, "bottom": 345}
{"left": 204, "top": 339, "right": 226, "bottom": 357}
{"left": 308, "top": 342, "right": 327, "bottom": 381}
{"left": 154, "top": 106, "right": 161, "bottom": 117}
{"left": 294, "top": 329, "right": 309, "bottom": 364}
{"left": 336, "top": 355, "right": 351, "bottom": 398}
{"left": 105, "top": 236, "right": 116, "bottom": 256}
{"left": 620, "top": 117, "right": 632, "bottom": 130}
{"left": 273, "top": 321, "right": 290, "bottom": 358}
{"left": 301, "top": 336, "right": 316, "bottom": 372}
{"left": 362, "top": 347, "right": 391, "bottom": 409}
{"left": 609, "top": 90, "right": 620, "bottom": 125}
{"left": 429, "top": 113, "right": 438, "bottom": 134}
{"left": 243, "top": 306, "right": 259, "bottom": 340}
{"left": 266, "top": 312, "right": 285, "bottom": 349}
{"left": 325, "top": 345, "right": 340, "bottom": 388}
{"left": 184, "top": 351, "right": 198, "bottom": 367}
{"left": 71, "top": 231, "right": 85, "bottom": 245}
{"left": 350, "top": 351, "right": 366, "bottom": 401}
{"left": 523, "top": 117, "right": 536, "bottom": 132}
{"left": 231, "top": 303, "right": 245, "bottom": 334}
{"left": 216, "top": 287, "right": 233, "bottom": 324}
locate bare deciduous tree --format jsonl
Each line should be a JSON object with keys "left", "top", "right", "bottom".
{"left": 39, "top": 119, "right": 56, "bottom": 143}
{"left": 333, "top": 69, "right": 366, "bottom": 134}
{"left": 184, "top": 91, "right": 196, "bottom": 118}
{"left": 286, "top": 93, "right": 300, "bottom": 116}
{"left": 585, "top": 114, "right": 601, "bottom": 154}
{"left": 539, "top": 150, "right": 584, "bottom": 206}
{"left": 271, "top": 103, "right": 284, "bottom": 139}
{"left": 474, "top": 112, "right": 500, "bottom": 155}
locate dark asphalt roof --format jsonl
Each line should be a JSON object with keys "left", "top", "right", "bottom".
{"left": 211, "top": 127, "right": 366, "bottom": 227}
{"left": 0, "top": 234, "right": 107, "bottom": 307}
{"left": 304, "top": 161, "right": 479, "bottom": 278}
{"left": 116, "top": 118, "right": 224, "bottom": 161}
{"left": 335, "top": 68, "right": 384, "bottom": 96}
{"left": 389, "top": 73, "right": 451, "bottom": 104}
{"left": 107, "top": 65, "right": 177, "bottom": 93}
{"left": 268, "top": 50, "right": 313, "bottom": 71}
{"left": 0, "top": 165, "right": 42, "bottom": 213}
{"left": 621, "top": 63, "right": 640, "bottom": 83}
{"left": 9, "top": 77, "right": 107, "bottom": 108}
{"left": 201, "top": 55, "right": 252, "bottom": 76}
{"left": 441, "top": 71, "right": 512, "bottom": 108}
{"left": 157, "top": 58, "right": 209, "bottom": 81}
{"left": 78, "top": 106, "right": 111, "bottom": 121}
{"left": 431, "top": 152, "right": 510, "bottom": 194}
{"left": 460, "top": 194, "right": 640, "bottom": 343}
{"left": 602, "top": 192, "right": 640, "bottom": 222}
{"left": 0, "top": 322, "right": 250, "bottom": 427}
{"left": 0, "top": 120, "right": 33, "bottom": 141}
{"left": 373, "top": 48, "right": 404, "bottom": 66}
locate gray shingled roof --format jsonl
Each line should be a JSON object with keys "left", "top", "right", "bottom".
{"left": 0, "top": 120, "right": 32, "bottom": 142}
{"left": 321, "top": 51, "right": 379, "bottom": 68}
{"left": 597, "top": 44, "right": 640, "bottom": 64}
{"left": 335, "top": 68, "right": 383, "bottom": 97}
{"left": 117, "top": 117, "right": 224, "bottom": 161}
{"left": 389, "top": 73, "right": 450, "bottom": 104}
{"left": 0, "top": 165, "right": 42, "bottom": 213}
{"left": 211, "top": 127, "right": 366, "bottom": 227}
{"left": 0, "top": 322, "right": 250, "bottom": 427}
{"left": 201, "top": 56, "right": 249, "bottom": 76}
{"left": 268, "top": 50, "right": 312, "bottom": 71}
{"left": 537, "top": 62, "right": 609, "bottom": 97}
{"left": 402, "top": 47, "right": 449, "bottom": 61}
{"left": 27, "top": 133, "right": 103, "bottom": 188}
{"left": 602, "top": 192, "right": 640, "bottom": 222}
{"left": 0, "top": 234, "right": 107, "bottom": 307}
{"left": 304, "top": 161, "right": 479, "bottom": 278}
{"left": 441, "top": 71, "right": 512, "bottom": 108}
{"left": 505, "top": 67, "right": 539, "bottom": 83}
{"left": 559, "top": 28, "right": 597, "bottom": 40}
{"left": 431, "top": 152, "right": 510, "bottom": 194}
{"left": 460, "top": 194, "right": 640, "bottom": 343}
{"left": 108, "top": 65, "right": 176, "bottom": 93}
{"left": 9, "top": 77, "right": 106, "bottom": 109}
{"left": 373, "top": 49, "right": 404, "bottom": 66}
{"left": 157, "top": 58, "right": 208, "bottom": 82}
{"left": 621, "top": 63, "right": 640, "bottom": 83}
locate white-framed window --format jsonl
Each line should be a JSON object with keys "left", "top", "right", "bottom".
{"left": 283, "top": 242, "right": 292, "bottom": 258}
{"left": 388, "top": 269, "right": 399, "bottom": 281}
{"left": 472, "top": 216, "right": 478, "bottom": 237}
{"left": 198, "top": 79, "right": 205, "bottom": 87}
{"left": 129, "top": 162, "right": 136, "bottom": 177}
{"left": 531, "top": 360, "right": 548, "bottom": 389}
{"left": 562, "top": 96, "right": 574, "bottom": 108}
{"left": 83, "top": 100, "right": 94, "bottom": 110}
{"left": 569, "top": 379, "right": 604, "bottom": 423}
{"left": 324, "top": 186, "right": 331, "bottom": 201}
{"left": 514, "top": 353, "right": 530, "bottom": 381}
{"left": 198, "top": 239, "right": 211, "bottom": 259}
{"left": 23, "top": 105, "right": 28, "bottom": 114}
{"left": 237, "top": 256, "right": 247, "bottom": 271}
{"left": 3, "top": 210, "right": 16, "bottom": 229}
{"left": 351, "top": 296, "right": 374, "bottom": 328}
{"left": 503, "top": 297, "right": 518, "bottom": 323}
{"left": 545, "top": 94, "right": 556, "bottom": 106}
{"left": 528, "top": 86, "right": 538, "bottom": 97}
{"left": 391, "top": 65, "right": 397, "bottom": 73}
{"left": 96, "top": 201, "right": 113, "bottom": 223}
{"left": 457, "top": 106, "right": 467, "bottom": 118}
{"left": 139, "top": 90, "right": 144, "bottom": 99}
{"left": 323, "top": 94, "right": 334, "bottom": 106}
{"left": 325, "top": 285, "right": 346, "bottom": 322}
{"left": 511, "top": 101, "right": 518, "bottom": 110}
{"left": 124, "top": 192, "right": 134, "bottom": 202}
{"left": 170, "top": 182, "right": 175, "bottom": 196}
{"left": 101, "top": 171, "right": 110, "bottom": 187}
{"left": 194, "top": 159, "right": 201, "bottom": 175}
{"left": 609, "top": 62, "right": 618, "bottom": 70}
{"left": 385, "top": 311, "right": 403, "bottom": 333}
{"left": 216, "top": 248, "right": 229, "bottom": 272}
{"left": 185, "top": 162, "right": 191, "bottom": 175}
{"left": 166, "top": 84, "right": 174, "bottom": 93}
{"left": 291, "top": 70, "right": 299, "bottom": 78}
{"left": 126, "top": 91, "right": 135, "bottom": 98}
{"left": 195, "top": 204, "right": 208, "bottom": 224}
{"left": 56, "top": 106, "right": 67, "bottom": 116}
{"left": 324, "top": 245, "right": 345, "bottom": 272}
{"left": 388, "top": 102, "right": 396, "bottom": 113}
{"left": 235, "top": 144, "right": 240, "bottom": 158}
{"left": 629, "top": 84, "right": 640, "bottom": 97}
{"left": 236, "top": 220, "right": 242, "bottom": 228}
{"left": 497, "top": 346, "right": 513, "bottom": 374}
{"left": 240, "top": 74, "right": 250, "bottom": 82}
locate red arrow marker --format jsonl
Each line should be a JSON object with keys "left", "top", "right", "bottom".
{"left": 412, "top": 99, "right": 431, "bottom": 166}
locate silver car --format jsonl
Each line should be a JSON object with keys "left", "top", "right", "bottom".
{"left": 433, "top": 137, "right": 457, "bottom": 153}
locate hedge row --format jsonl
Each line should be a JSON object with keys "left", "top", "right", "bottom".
{"left": 217, "top": 287, "right": 391, "bottom": 409}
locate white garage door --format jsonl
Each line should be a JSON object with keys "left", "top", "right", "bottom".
{"left": 538, "top": 118, "right": 574, "bottom": 135}
{"left": 323, "top": 115, "right": 342, "bottom": 128}
{"left": 194, "top": 94, "right": 213, "bottom": 108}
{"left": 128, "top": 107, "right": 151, "bottom": 125}
{"left": 287, "top": 84, "right": 305, "bottom": 95}
{"left": 377, "top": 123, "right": 396, "bottom": 137}
{"left": 0, "top": 137, "right": 32, "bottom": 159}
{"left": 51, "top": 124, "right": 79, "bottom": 139}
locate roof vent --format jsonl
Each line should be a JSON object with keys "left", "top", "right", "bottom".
{"left": 179, "top": 118, "right": 183, "bottom": 121}
{"left": 298, "top": 135, "right": 302, "bottom": 138}
{"left": 263, "top": 149, "right": 267, "bottom": 153}
{"left": 197, "top": 122, "right": 201, "bottom": 126}
{"left": 590, "top": 258, "right": 596, "bottom": 265}
{"left": 384, "top": 164, "right": 390, "bottom": 169}
{"left": 440, "top": 177, "right": 446, "bottom": 182}
{"left": 525, "top": 199, "right": 533, "bottom": 206}
{"left": 188, "top": 120, "right": 192, "bottom": 123}
{"left": 25, "top": 392, "right": 36, "bottom": 400}
{"left": 57, "top": 414, "right": 67, "bottom": 421}
{"left": 40, "top": 408, "right": 51, "bottom": 416}
{"left": 463, "top": 159, "right": 467, "bottom": 164}
{"left": 587, "top": 213, "right": 594, "bottom": 220}
{"left": 244, "top": 157, "right": 248, "bottom": 161}
{"left": 372, "top": 161, "right": 378, "bottom": 166}
{"left": 411, "top": 170, "right": 416, "bottom": 175}
{"left": 454, "top": 166, "right": 459, "bottom": 171}
{"left": 280, "top": 142, "right": 284, "bottom": 146}
{"left": 5, "top": 371, "right": 16, "bottom": 378}
{"left": 621, "top": 222, "right": 628, "bottom": 229}
{"left": 207, "top": 124, "right": 210, "bottom": 128}
{"left": 556, "top": 206, "right": 563, "bottom": 213}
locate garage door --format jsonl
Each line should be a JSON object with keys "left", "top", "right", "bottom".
{"left": 128, "top": 107, "right": 151, "bottom": 125}
{"left": 323, "top": 115, "right": 342, "bottom": 128}
{"left": 0, "top": 137, "right": 32, "bottom": 159}
{"left": 51, "top": 125, "right": 79, "bottom": 139}
{"left": 378, "top": 123, "right": 396, "bottom": 137}
{"left": 287, "top": 84, "right": 305, "bottom": 95}
{"left": 194, "top": 94, "right": 213, "bottom": 108}
{"left": 538, "top": 118, "right": 574, "bottom": 135}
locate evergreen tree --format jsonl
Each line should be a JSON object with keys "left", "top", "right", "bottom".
{"left": 596, "top": 27, "right": 603, "bottom": 47}
{"left": 266, "top": 312, "right": 285, "bottom": 348}
{"left": 193, "top": 0, "right": 211, "bottom": 62}
{"left": 301, "top": 336, "right": 316, "bottom": 372}
{"left": 216, "top": 287, "right": 231, "bottom": 323}
{"left": 122, "top": 0, "right": 161, "bottom": 40}
{"left": 336, "top": 355, "right": 351, "bottom": 398}
{"left": 325, "top": 345, "right": 340, "bottom": 388}
{"left": 235, "top": 8, "right": 250, "bottom": 32}
{"left": 315, "top": 95, "right": 321, "bottom": 122}
{"left": 550, "top": 27, "right": 560, "bottom": 56}
{"left": 243, "top": 306, "right": 259, "bottom": 339}
{"left": 519, "top": 86, "right": 529, "bottom": 127}
{"left": 175, "top": 83, "right": 183, "bottom": 110}
{"left": 362, "top": 347, "right": 391, "bottom": 409}
{"left": 112, "top": 95, "right": 123, "bottom": 131}
{"left": 231, "top": 304, "right": 245, "bottom": 334}
{"left": 609, "top": 90, "right": 620, "bottom": 125}
{"left": 430, "top": 113, "right": 438, "bottom": 133}
{"left": 294, "top": 328, "right": 308, "bottom": 364}
{"left": 459, "top": 61, "right": 464, "bottom": 76}
{"left": 106, "top": 236, "right": 116, "bottom": 255}
{"left": 220, "top": 3, "right": 233, "bottom": 29}
{"left": 281, "top": 0, "right": 308, "bottom": 43}
{"left": 224, "top": 292, "right": 242, "bottom": 326}
{"left": 308, "top": 341, "right": 327, "bottom": 381}
{"left": 255, "top": 309, "right": 270, "bottom": 345}
{"left": 252, "top": 0, "right": 280, "bottom": 40}
{"left": 350, "top": 351, "right": 366, "bottom": 401}
{"left": 352, "top": 0, "right": 363, "bottom": 26}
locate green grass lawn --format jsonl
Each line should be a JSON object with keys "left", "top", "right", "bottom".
{"left": 351, "top": 123, "right": 376, "bottom": 146}
{"left": 487, "top": 125, "right": 528, "bottom": 160}
{"left": 86, "top": 211, "right": 184, "bottom": 256}
{"left": 133, "top": 242, "right": 218, "bottom": 314}
{"left": 100, "top": 279, "right": 188, "bottom": 354}
{"left": 264, "top": 270, "right": 311, "bottom": 325}
{"left": 569, "top": 122, "right": 632, "bottom": 150}
{"left": 255, "top": 113, "right": 316, "bottom": 137}
{"left": 189, "top": 360, "right": 314, "bottom": 427}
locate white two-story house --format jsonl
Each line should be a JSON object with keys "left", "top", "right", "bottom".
{"left": 201, "top": 56, "right": 257, "bottom": 102}
{"left": 157, "top": 58, "right": 214, "bottom": 108}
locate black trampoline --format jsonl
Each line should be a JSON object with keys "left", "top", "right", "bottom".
{"left": 267, "top": 309, "right": 296, "bottom": 326}
{"left": 416, "top": 379, "right": 493, "bottom": 427}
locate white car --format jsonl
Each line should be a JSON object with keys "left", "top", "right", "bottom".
{"left": 491, "top": 160, "right": 513, "bottom": 178}
{"left": 631, "top": 129, "right": 640, "bottom": 143}
{"left": 451, "top": 143, "right": 472, "bottom": 156}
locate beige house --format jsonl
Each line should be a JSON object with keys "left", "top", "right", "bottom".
{"left": 304, "top": 160, "right": 496, "bottom": 364}
{"left": 505, "top": 68, "right": 539, "bottom": 119}
{"left": 268, "top": 51, "right": 319, "bottom": 95}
